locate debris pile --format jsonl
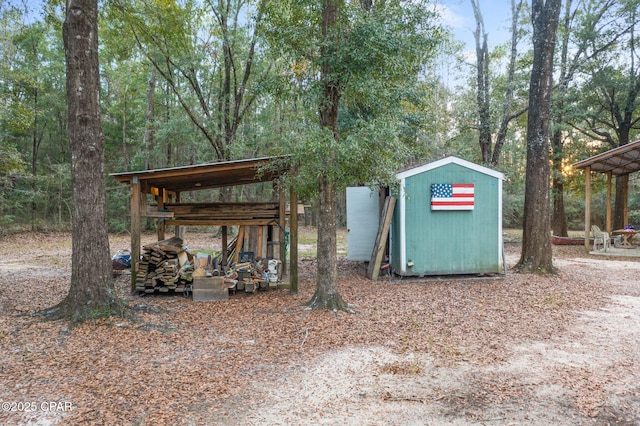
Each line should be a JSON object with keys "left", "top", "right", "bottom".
{"left": 128, "top": 237, "right": 282, "bottom": 297}
{"left": 225, "top": 257, "right": 280, "bottom": 294}
{"left": 112, "top": 250, "right": 131, "bottom": 276}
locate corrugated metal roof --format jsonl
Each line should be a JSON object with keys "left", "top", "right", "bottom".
{"left": 111, "top": 156, "right": 289, "bottom": 193}
{"left": 572, "top": 139, "right": 640, "bottom": 176}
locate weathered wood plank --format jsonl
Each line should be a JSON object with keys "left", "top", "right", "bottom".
{"left": 366, "top": 196, "right": 396, "bottom": 281}
{"left": 165, "top": 202, "right": 279, "bottom": 216}
{"left": 144, "top": 206, "right": 174, "bottom": 217}
{"left": 164, "top": 219, "right": 277, "bottom": 227}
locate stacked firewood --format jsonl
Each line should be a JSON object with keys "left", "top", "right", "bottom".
{"left": 135, "top": 237, "right": 194, "bottom": 294}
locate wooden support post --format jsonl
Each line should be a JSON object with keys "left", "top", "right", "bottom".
{"left": 174, "top": 192, "right": 184, "bottom": 239}
{"left": 261, "top": 225, "right": 268, "bottom": 259}
{"left": 623, "top": 175, "right": 629, "bottom": 226}
{"left": 257, "top": 226, "right": 264, "bottom": 258}
{"left": 278, "top": 186, "right": 287, "bottom": 277}
{"left": 130, "top": 177, "right": 141, "bottom": 293}
{"left": 606, "top": 171, "right": 612, "bottom": 234}
{"left": 290, "top": 186, "right": 298, "bottom": 292}
{"left": 584, "top": 166, "right": 591, "bottom": 253}
{"left": 366, "top": 196, "right": 396, "bottom": 280}
{"left": 157, "top": 188, "right": 166, "bottom": 241}
{"left": 221, "top": 226, "right": 228, "bottom": 267}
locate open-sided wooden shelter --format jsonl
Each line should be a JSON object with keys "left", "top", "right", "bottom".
{"left": 111, "top": 156, "right": 298, "bottom": 292}
{"left": 573, "top": 139, "right": 640, "bottom": 252}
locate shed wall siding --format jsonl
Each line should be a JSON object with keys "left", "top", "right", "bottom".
{"left": 392, "top": 162, "right": 502, "bottom": 275}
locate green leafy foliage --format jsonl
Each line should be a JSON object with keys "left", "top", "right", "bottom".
{"left": 0, "top": 143, "right": 26, "bottom": 175}
{"left": 264, "top": 1, "right": 447, "bottom": 199}
{"left": 1, "top": 0, "right": 640, "bottom": 236}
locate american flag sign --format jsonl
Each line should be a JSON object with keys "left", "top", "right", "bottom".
{"left": 431, "top": 183, "right": 475, "bottom": 210}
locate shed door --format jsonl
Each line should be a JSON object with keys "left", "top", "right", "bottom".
{"left": 346, "top": 187, "right": 380, "bottom": 261}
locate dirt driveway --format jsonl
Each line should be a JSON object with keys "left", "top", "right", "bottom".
{"left": 0, "top": 231, "right": 639, "bottom": 425}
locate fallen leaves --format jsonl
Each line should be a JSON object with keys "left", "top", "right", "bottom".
{"left": 0, "top": 232, "right": 639, "bottom": 424}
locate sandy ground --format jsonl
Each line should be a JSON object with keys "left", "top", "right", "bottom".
{"left": 230, "top": 254, "right": 640, "bottom": 426}
{"left": 0, "top": 230, "right": 639, "bottom": 425}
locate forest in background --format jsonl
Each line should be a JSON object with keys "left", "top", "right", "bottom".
{"left": 1, "top": 0, "right": 639, "bottom": 235}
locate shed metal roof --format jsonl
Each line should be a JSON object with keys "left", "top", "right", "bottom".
{"left": 395, "top": 156, "right": 505, "bottom": 180}
{"left": 572, "top": 139, "right": 640, "bottom": 176}
{"left": 111, "top": 156, "right": 288, "bottom": 193}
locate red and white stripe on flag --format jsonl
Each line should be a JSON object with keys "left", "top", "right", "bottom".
{"left": 431, "top": 183, "right": 475, "bottom": 210}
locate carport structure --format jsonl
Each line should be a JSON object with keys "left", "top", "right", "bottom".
{"left": 573, "top": 139, "right": 640, "bottom": 252}
{"left": 111, "top": 156, "right": 298, "bottom": 292}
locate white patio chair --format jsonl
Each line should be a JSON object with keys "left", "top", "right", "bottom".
{"left": 591, "top": 225, "right": 609, "bottom": 252}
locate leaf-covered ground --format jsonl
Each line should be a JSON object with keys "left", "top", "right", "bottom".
{"left": 0, "top": 229, "right": 639, "bottom": 425}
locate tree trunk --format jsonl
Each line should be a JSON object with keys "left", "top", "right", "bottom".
{"left": 30, "top": 109, "right": 42, "bottom": 231}
{"left": 551, "top": 135, "right": 568, "bottom": 236}
{"left": 144, "top": 67, "right": 156, "bottom": 170}
{"left": 613, "top": 124, "right": 633, "bottom": 230}
{"left": 492, "top": 0, "right": 527, "bottom": 167}
{"left": 471, "top": 0, "right": 492, "bottom": 166}
{"left": 48, "top": 0, "right": 122, "bottom": 322}
{"left": 120, "top": 0, "right": 266, "bottom": 162}
{"left": 306, "top": 0, "right": 349, "bottom": 312}
{"left": 307, "top": 175, "right": 349, "bottom": 311}
{"left": 517, "top": 0, "right": 561, "bottom": 274}
{"left": 614, "top": 174, "right": 628, "bottom": 229}
{"left": 122, "top": 85, "right": 129, "bottom": 171}
{"left": 550, "top": 0, "right": 574, "bottom": 237}
{"left": 472, "top": 0, "right": 525, "bottom": 167}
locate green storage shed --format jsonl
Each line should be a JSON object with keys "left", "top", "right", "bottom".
{"left": 390, "top": 156, "right": 505, "bottom": 277}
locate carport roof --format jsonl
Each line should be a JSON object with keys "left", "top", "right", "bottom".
{"left": 111, "top": 156, "right": 289, "bottom": 193}
{"left": 573, "top": 139, "right": 640, "bottom": 176}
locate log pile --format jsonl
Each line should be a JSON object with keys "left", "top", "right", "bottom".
{"left": 132, "top": 236, "right": 280, "bottom": 297}
{"left": 135, "top": 237, "right": 194, "bottom": 294}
